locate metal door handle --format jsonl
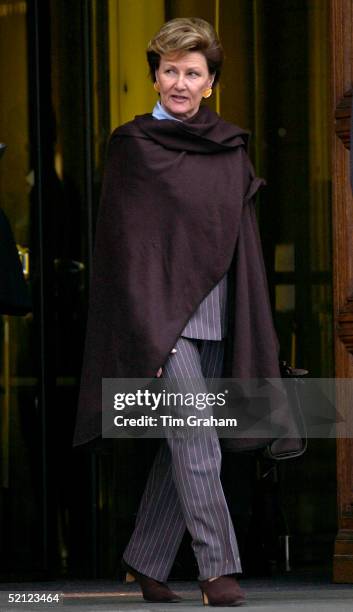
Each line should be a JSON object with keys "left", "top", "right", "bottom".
{"left": 16, "top": 244, "right": 30, "bottom": 279}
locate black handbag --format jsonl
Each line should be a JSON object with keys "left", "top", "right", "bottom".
{"left": 264, "top": 361, "right": 308, "bottom": 460}
{"left": 220, "top": 361, "right": 308, "bottom": 460}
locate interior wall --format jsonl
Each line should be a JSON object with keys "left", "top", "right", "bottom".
{"left": 108, "top": 0, "right": 165, "bottom": 129}
{"left": 219, "top": 0, "right": 254, "bottom": 130}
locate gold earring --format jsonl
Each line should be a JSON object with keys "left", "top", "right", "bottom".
{"left": 203, "top": 88, "right": 212, "bottom": 99}
{"left": 154, "top": 82, "right": 160, "bottom": 92}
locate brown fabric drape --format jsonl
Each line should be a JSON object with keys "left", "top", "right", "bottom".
{"left": 73, "top": 106, "right": 280, "bottom": 447}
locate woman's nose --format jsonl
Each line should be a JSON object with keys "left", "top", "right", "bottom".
{"left": 174, "top": 75, "right": 186, "bottom": 89}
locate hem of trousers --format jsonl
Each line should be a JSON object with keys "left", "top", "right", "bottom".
{"left": 122, "top": 553, "right": 243, "bottom": 583}
{"left": 122, "top": 554, "right": 172, "bottom": 583}
{"left": 197, "top": 562, "right": 243, "bottom": 581}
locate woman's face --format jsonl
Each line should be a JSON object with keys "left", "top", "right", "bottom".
{"left": 155, "top": 51, "right": 214, "bottom": 120}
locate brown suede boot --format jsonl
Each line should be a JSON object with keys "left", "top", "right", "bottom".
{"left": 198, "top": 575, "right": 245, "bottom": 606}
{"left": 121, "top": 559, "right": 182, "bottom": 603}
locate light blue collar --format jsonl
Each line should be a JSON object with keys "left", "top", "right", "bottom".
{"left": 152, "top": 100, "right": 182, "bottom": 122}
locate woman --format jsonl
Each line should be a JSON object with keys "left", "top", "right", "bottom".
{"left": 74, "top": 17, "right": 281, "bottom": 606}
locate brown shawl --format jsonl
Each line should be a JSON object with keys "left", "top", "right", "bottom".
{"left": 73, "top": 105, "right": 280, "bottom": 446}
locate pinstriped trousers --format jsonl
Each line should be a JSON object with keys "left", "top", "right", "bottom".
{"left": 123, "top": 336, "right": 242, "bottom": 581}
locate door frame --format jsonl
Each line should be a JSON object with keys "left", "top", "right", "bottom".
{"left": 331, "top": 0, "right": 353, "bottom": 583}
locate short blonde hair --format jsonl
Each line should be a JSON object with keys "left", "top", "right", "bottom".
{"left": 147, "top": 17, "right": 223, "bottom": 86}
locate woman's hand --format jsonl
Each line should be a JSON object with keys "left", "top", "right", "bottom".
{"left": 156, "top": 347, "right": 177, "bottom": 377}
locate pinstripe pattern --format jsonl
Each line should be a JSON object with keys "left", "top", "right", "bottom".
{"left": 181, "top": 272, "right": 228, "bottom": 340}
{"left": 123, "top": 336, "right": 241, "bottom": 581}
{"left": 152, "top": 102, "right": 228, "bottom": 341}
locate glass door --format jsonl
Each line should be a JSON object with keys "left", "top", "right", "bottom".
{"left": 0, "top": 0, "right": 48, "bottom": 575}
{"left": 0, "top": 0, "right": 96, "bottom": 578}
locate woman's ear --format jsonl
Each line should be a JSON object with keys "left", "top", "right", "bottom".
{"left": 209, "top": 74, "right": 215, "bottom": 88}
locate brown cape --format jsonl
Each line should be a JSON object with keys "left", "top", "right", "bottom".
{"left": 73, "top": 105, "right": 280, "bottom": 447}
